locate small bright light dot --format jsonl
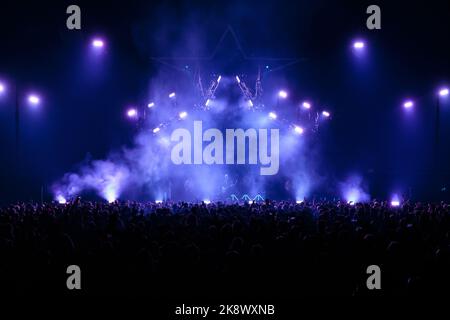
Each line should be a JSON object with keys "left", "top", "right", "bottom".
{"left": 269, "top": 112, "right": 277, "bottom": 120}
{"left": 348, "top": 201, "right": 355, "bottom": 206}
{"left": 147, "top": 102, "right": 155, "bottom": 108}
{"left": 322, "top": 111, "right": 330, "bottom": 117}
{"left": 28, "top": 95, "right": 40, "bottom": 105}
{"left": 439, "top": 88, "right": 449, "bottom": 97}
{"left": 169, "top": 92, "right": 176, "bottom": 98}
{"left": 179, "top": 111, "right": 187, "bottom": 119}
{"left": 302, "top": 101, "right": 311, "bottom": 109}
{"left": 247, "top": 100, "right": 253, "bottom": 107}
{"left": 92, "top": 39, "right": 104, "bottom": 48}
{"left": 294, "top": 126, "right": 304, "bottom": 134}
{"left": 296, "top": 200, "right": 304, "bottom": 204}
{"left": 56, "top": 195, "right": 67, "bottom": 204}
{"left": 127, "top": 108, "right": 138, "bottom": 117}
{"left": 217, "top": 75, "right": 222, "bottom": 83}
{"left": 403, "top": 101, "right": 414, "bottom": 109}
{"left": 248, "top": 200, "right": 254, "bottom": 205}
{"left": 205, "top": 99, "right": 211, "bottom": 107}
{"left": 0, "top": 83, "right": 5, "bottom": 93}
{"left": 235, "top": 76, "right": 241, "bottom": 83}
{"left": 391, "top": 200, "right": 400, "bottom": 207}
{"left": 153, "top": 127, "right": 161, "bottom": 134}
{"left": 203, "top": 199, "right": 211, "bottom": 204}
{"left": 353, "top": 41, "right": 365, "bottom": 49}
{"left": 155, "top": 200, "right": 163, "bottom": 204}
{"left": 278, "top": 90, "right": 288, "bottom": 99}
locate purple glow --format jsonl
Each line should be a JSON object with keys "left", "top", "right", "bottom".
{"left": 169, "top": 92, "right": 176, "bottom": 98}
{"left": 0, "top": 82, "right": 5, "bottom": 93}
{"left": 269, "top": 112, "right": 277, "bottom": 120}
{"left": 147, "top": 102, "right": 155, "bottom": 108}
{"left": 127, "top": 108, "right": 138, "bottom": 118}
{"left": 179, "top": 111, "right": 188, "bottom": 119}
{"left": 278, "top": 90, "right": 288, "bottom": 99}
{"left": 439, "top": 88, "right": 449, "bottom": 97}
{"left": 403, "top": 100, "right": 414, "bottom": 109}
{"left": 28, "top": 94, "right": 40, "bottom": 105}
{"left": 302, "top": 101, "right": 311, "bottom": 109}
{"left": 353, "top": 41, "right": 365, "bottom": 49}
{"left": 92, "top": 39, "right": 104, "bottom": 48}
{"left": 294, "top": 126, "right": 304, "bottom": 134}
{"left": 322, "top": 111, "right": 330, "bottom": 117}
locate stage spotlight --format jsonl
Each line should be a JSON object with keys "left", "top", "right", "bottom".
{"left": 155, "top": 200, "right": 163, "bottom": 204}
{"left": 353, "top": 41, "right": 365, "bottom": 49}
{"left": 248, "top": 200, "right": 254, "bottom": 205}
{"left": 203, "top": 199, "right": 211, "bottom": 204}
{"left": 169, "top": 92, "right": 176, "bottom": 98}
{"left": 302, "top": 101, "right": 311, "bottom": 109}
{"left": 179, "top": 111, "right": 188, "bottom": 119}
{"left": 217, "top": 75, "right": 222, "bottom": 83}
{"left": 28, "top": 94, "right": 40, "bottom": 105}
{"left": 153, "top": 127, "right": 160, "bottom": 134}
{"left": 247, "top": 100, "right": 254, "bottom": 107}
{"left": 147, "top": 102, "right": 155, "bottom": 108}
{"left": 0, "top": 82, "right": 5, "bottom": 93}
{"left": 322, "top": 111, "right": 330, "bottom": 117}
{"left": 278, "top": 90, "right": 288, "bottom": 99}
{"left": 294, "top": 126, "right": 304, "bottom": 134}
{"left": 92, "top": 38, "right": 104, "bottom": 48}
{"left": 205, "top": 99, "right": 211, "bottom": 107}
{"left": 391, "top": 200, "right": 400, "bottom": 207}
{"left": 235, "top": 76, "right": 241, "bottom": 83}
{"left": 296, "top": 200, "right": 304, "bottom": 204}
{"left": 127, "top": 108, "right": 138, "bottom": 118}
{"left": 269, "top": 112, "right": 277, "bottom": 120}
{"left": 56, "top": 195, "right": 67, "bottom": 204}
{"left": 439, "top": 88, "right": 449, "bottom": 97}
{"left": 403, "top": 100, "right": 414, "bottom": 109}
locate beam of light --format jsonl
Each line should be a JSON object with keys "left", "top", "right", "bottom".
{"left": 278, "top": 90, "right": 288, "bottom": 99}
{"left": 155, "top": 200, "right": 163, "bottom": 204}
{"left": 294, "top": 126, "right": 304, "bottom": 135}
{"left": 235, "top": 75, "right": 241, "bottom": 83}
{"left": 92, "top": 39, "right": 104, "bottom": 48}
{"left": 127, "top": 108, "right": 138, "bottom": 118}
{"left": 439, "top": 88, "right": 449, "bottom": 97}
{"left": 179, "top": 111, "right": 188, "bottom": 119}
{"left": 302, "top": 101, "right": 311, "bottom": 109}
{"left": 268, "top": 112, "right": 277, "bottom": 120}
{"left": 153, "top": 127, "right": 161, "bottom": 134}
{"left": 203, "top": 199, "right": 211, "bottom": 204}
{"left": 147, "top": 102, "right": 155, "bottom": 108}
{"left": 28, "top": 94, "right": 40, "bottom": 105}
{"left": 403, "top": 100, "right": 414, "bottom": 109}
{"left": 322, "top": 110, "right": 330, "bottom": 117}
{"left": 247, "top": 100, "right": 253, "bottom": 107}
{"left": 56, "top": 195, "right": 67, "bottom": 204}
{"left": 353, "top": 41, "right": 365, "bottom": 49}
{"left": 169, "top": 92, "right": 176, "bottom": 98}
{"left": 217, "top": 75, "right": 222, "bottom": 83}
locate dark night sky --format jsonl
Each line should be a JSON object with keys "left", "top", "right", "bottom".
{"left": 0, "top": 0, "right": 449, "bottom": 202}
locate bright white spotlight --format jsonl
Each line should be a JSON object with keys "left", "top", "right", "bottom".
{"left": 248, "top": 200, "right": 254, "bottom": 205}
{"left": 0, "top": 82, "right": 5, "bottom": 93}
{"left": 92, "top": 39, "right": 104, "bottom": 48}
{"left": 153, "top": 127, "right": 160, "bottom": 134}
{"left": 28, "top": 94, "right": 40, "bottom": 105}
{"left": 179, "top": 111, "right": 188, "bottom": 119}
{"left": 353, "top": 41, "right": 365, "bottom": 49}
{"left": 322, "top": 111, "right": 330, "bottom": 117}
{"left": 439, "top": 88, "right": 449, "bottom": 97}
{"left": 247, "top": 100, "right": 254, "bottom": 107}
{"left": 217, "top": 75, "right": 222, "bottom": 83}
{"left": 403, "top": 100, "right": 414, "bottom": 109}
{"left": 155, "top": 200, "right": 163, "bottom": 204}
{"left": 278, "top": 90, "right": 288, "bottom": 99}
{"left": 205, "top": 99, "right": 211, "bottom": 107}
{"left": 302, "top": 101, "right": 311, "bottom": 109}
{"left": 296, "top": 200, "right": 304, "bottom": 204}
{"left": 169, "top": 92, "right": 176, "bottom": 98}
{"left": 348, "top": 201, "right": 355, "bottom": 206}
{"left": 391, "top": 200, "right": 400, "bottom": 207}
{"left": 56, "top": 195, "right": 67, "bottom": 204}
{"left": 269, "top": 112, "right": 277, "bottom": 120}
{"left": 203, "top": 199, "right": 211, "bottom": 204}
{"left": 147, "top": 102, "right": 155, "bottom": 108}
{"left": 294, "top": 126, "right": 304, "bottom": 134}
{"left": 235, "top": 76, "right": 241, "bottom": 83}
{"left": 127, "top": 108, "right": 138, "bottom": 118}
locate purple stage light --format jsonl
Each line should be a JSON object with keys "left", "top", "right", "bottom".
{"left": 294, "top": 126, "right": 304, "bottom": 134}
{"left": 155, "top": 200, "right": 163, "bottom": 204}
{"left": 147, "top": 102, "right": 155, "bottom": 108}
{"left": 56, "top": 195, "right": 67, "bottom": 204}
{"left": 235, "top": 76, "right": 241, "bottom": 83}
{"left": 439, "top": 88, "right": 449, "bottom": 97}
{"left": 0, "top": 82, "right": 5, "bottom": 93}
{"left": 169, "top": 92, "right": 176, "bottom": 98}
{"left": 302, "top": 101, "right": 311, "bottom": 109}
{"left": 269, "top": 112, "right": 277, "bottom": 120}
{"left": 322, "top": 111, "right": 330, "bottom": 117}
{"left": 391, "top": 200, "right": 400, "bottom": 207}
{"left": 127, "top": 108, "right": 138, "bottom": 118}
{"left": 403, "top": 100, "right": 414, "bottom": 109}
{"left": 203, "top": 199, "right": 211, "bottom": 205}
{"left": 205, "top": 99, "right": 211, "bottom": 107}
{"left": 179, "top": 111, "right": 188, "bottom": 119}
{"left": 353, "top": 41, "right": 365, "bottom": 49}
{"left": 28, "top": 94, "right": 40, "bottom": 105}
{"left": 153, "top": 127, "right": 160, "bottom": 134}
{"left": 92, "top": 39, "right": 104, "bottom": 48}
{"left": 217, "top": 75, "right": 222, "bottom": 83}
{"left": 296, "top": 200, "right": 304, "bottom": 204}
{"left": 278, "top": 90, "right": 288, "bottom": 99}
